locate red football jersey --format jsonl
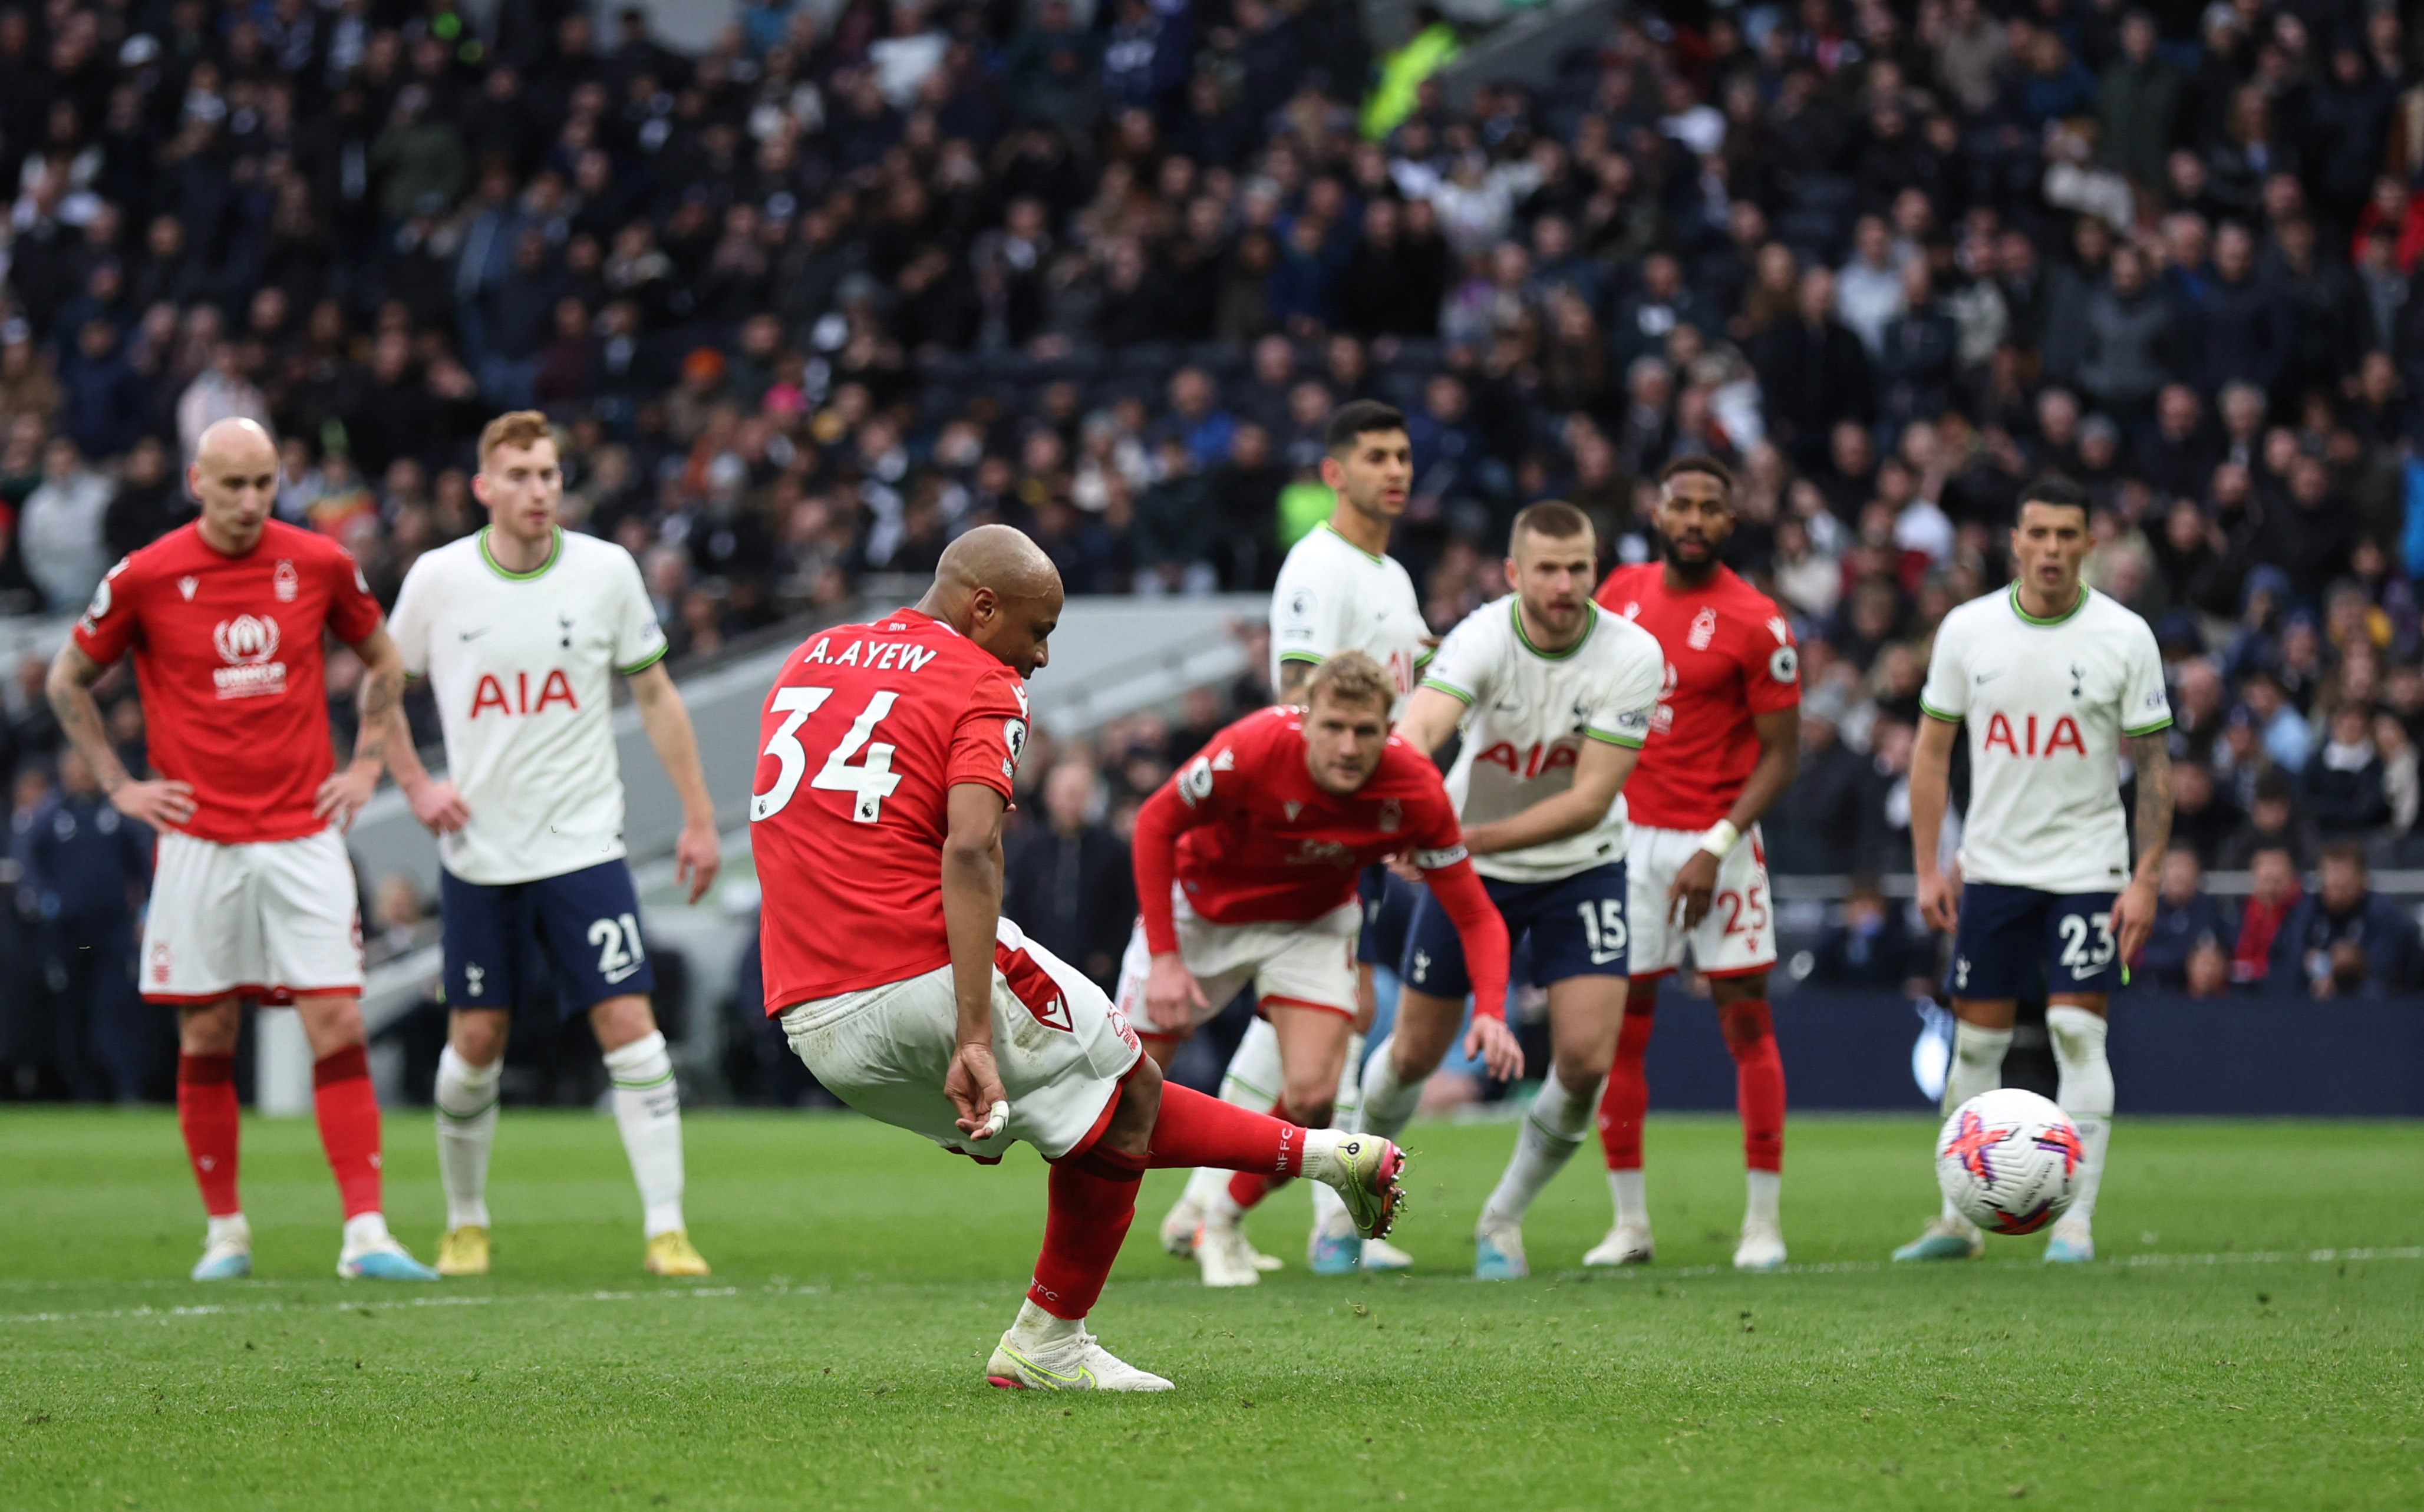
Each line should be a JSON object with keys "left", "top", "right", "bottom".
{"left": 1594, "top": 563, "right": 1800, "bottom": 830}
{"left": 1135, "top": 705, "right": 1467, "bottom": 947}
{"left": 71, "top": 519, "right": 383, "bottom": 845}
{"left": 751, "top": 609, "right": 1031, "bottom": 1008}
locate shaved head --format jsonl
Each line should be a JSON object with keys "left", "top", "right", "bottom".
{"left": 919, "top": 524, "right": 1063, "bottom": 678}
{"left": 189, "top": 418, "right": 281, "bottom": 555}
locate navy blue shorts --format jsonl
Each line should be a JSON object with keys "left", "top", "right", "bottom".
{"left": 440, "top": 858, "right": 656, "bottom": 1019}
{"left": 1398, "top": 861, "right": 1629, "bottom": 999}
{"left": 1949, "top": 883, "right": 2120, "bottom": 1001}
{"left": 1357, "top": 864, "right": 1422, "bottom": 969}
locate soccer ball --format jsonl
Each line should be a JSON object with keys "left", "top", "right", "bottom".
{"left": 1933, "top": 1088, "right": 2083, "bottom": 1236}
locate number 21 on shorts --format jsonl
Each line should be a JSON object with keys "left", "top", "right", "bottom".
{"left": 754, "top": 686, "right": 903, "bottom": 824}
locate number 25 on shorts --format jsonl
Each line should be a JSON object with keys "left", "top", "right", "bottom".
{"left": 756, "top": 686, "right": 904, "bottom": 824}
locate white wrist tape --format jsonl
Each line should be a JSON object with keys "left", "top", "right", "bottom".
{"left": 1698, "top": 820, "right": 1743, "bottom": 861}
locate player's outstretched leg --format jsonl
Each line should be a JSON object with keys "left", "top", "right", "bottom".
{"left": 1162, "top": 1015, "right": 1283, "bottom": 1272}
{"left": 603, "top": 1026, "right": 709, "bottom": 1277}
{"left": 2043, "top": 1005, "right": 2112, "bottom": 1263}
{"left": 433, "top": 1038, "right": 502, "bottom": 1276}
{"left": 177, "top": 1048, "right": 250, "bottom": 1280}
{"left": 989, "top": 1143, "right": 1172, "bottom": 1392}
{"left": 1475, "top": 1065, "right": 1598, "bottom": 1279}
{"left": 1894, "top": 1016, "right": 2008, "bottom": 1261}
{"left": 1720, "top": 994, "right": 1789, "bottom": 1272}
{"left": 310, "top": 1035, "right": 437, "bottom": 1281}
{"left": 1585, "top": 986, "right": 1658, "bottom": 1266}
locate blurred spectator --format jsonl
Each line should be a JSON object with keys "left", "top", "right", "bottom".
{"left": 1803, "top": 876, "right": 1933, "bottom": 996}
{"left": 9, "top": 747, "right": 153, "bottom": 1101}
{"left": 2137, "top": 847, "right": 2235, "bottom": 991}
{"left": 2268, "top": 843, "right": 2424, "bottom": 998}
{"left": 19, "top": 437, "right": 112, "bottom": 612}
{"left": 2232, "top": 846, "right": 2303, "bottom": 988}
{"left": 1002, "top": 761, "right": 1133, "bottom": 990}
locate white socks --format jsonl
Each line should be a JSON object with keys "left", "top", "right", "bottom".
{"left": 1608, "top": 1168, "right": 1648, "bottom": 1230}
{"left": 1009, "top": 1297, "right": 1080, "bottom": 1345}
{"left": 1939, "top": 1022, "right": 2011, "bottom": 1222}
{"left": 341, "top": 1211, "right": 394, "bottom": 1255}
{"left": 434, "top": 1045, "right": 502, "bottom": 1231}
{"left": 206, "top": 1213, "right": 250, "bottom": 1249}
{"left": 1479, "top": 1069, "right": 1596, "bottom": 1230}
{"left": 603, "top": 1031, "right": 688, "bottom": 1239}
{"left": 2046, "top": 1006, "right": 2114, "bottom": 1226}
{"left": 1181, "top": 1016, "right": 1285, "bottom": 1211}
{"left": 1745, "top": 1168, "right": 1782, "bottom": 1230}
{"left": 1358, "top": 1034, "right": 1426, "bottom": 1141}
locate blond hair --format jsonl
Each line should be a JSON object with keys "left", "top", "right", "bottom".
{"left": 476, "top": 410, "right": 556, "bottom": 470}
{"left": 1305, "top": 651, "right": 1395, "bottom": 715}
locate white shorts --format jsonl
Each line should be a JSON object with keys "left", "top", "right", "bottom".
{"left": 777, "top": 917, "right": 1143, "bottom": 1163}
{"left": 141, "top": 827, "right": 364, "bottom": 1004}
{"left": 1624, "top": 823, "right": 1777, "bottom": 982}
{"left": 1112, "top": 890, "right": 1361, "bottom": 1037}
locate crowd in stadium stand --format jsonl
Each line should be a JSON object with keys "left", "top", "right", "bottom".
{"left": 7, "top": 0, "right": 2424, "bottom": 1045}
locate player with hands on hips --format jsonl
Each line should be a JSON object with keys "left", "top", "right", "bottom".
{"left": 1355, "top": 502, "right": 1664, "bottom": 1278}
{"left": 1588, "top": 457, "right": 1803, "bottom": 1274}
{"left": 1898, "top": 475, "right": 2172, "bottom": 1266}
{"left": 50, "top": 417, "right": 434, "bottom": 1282}
{"left": 753, "top": 527, "right": 1409, "bottom": 1391}
{"left": 382, "top": 413, "right": 724, "bottom": 1279}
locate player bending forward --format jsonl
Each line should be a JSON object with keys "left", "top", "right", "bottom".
{"left": 1588, "top": 457, "right": 1803, "bottom": 1272}
{"left": 1117, "top": 650, "right": 1515, "bottom": 1287}
{"left": 1361, "top": 501, "right": 1664, "bottom": 1278}
{"left": 752, "top": 527, "right": 1406, "bottom": 1391}
{"left": 50, "top": 418, "right": 434, "bottom": 1280}
{"left": 1898, "top": 476, "right": 2171, "bottom": 1265}
{"left": 1167, "top": 401, "right": 1429, "bottom": 1275}
{"left": 384, "top": 412, "right": 720, "bottom": 1278}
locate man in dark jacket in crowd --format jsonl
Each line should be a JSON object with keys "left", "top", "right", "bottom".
{"left": 1003, "top": 761, "right": 1135, "bottom": 991}
{"left": 11, "top": 748, "right": 154, "bottom": 1100}
{"left": 2138, "top": 846, "right": 2235, "bottom": 989}
{"left": 2268, "top": 841, "right": 2423, "bottom": 997}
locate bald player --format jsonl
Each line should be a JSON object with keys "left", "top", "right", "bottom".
{"left": 751, "top": 527, "right": 1407, "bottom": 1391}
{"left": 51, "top": 418, "right": 437, "bottom": 1281}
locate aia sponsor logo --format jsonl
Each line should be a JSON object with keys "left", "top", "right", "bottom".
{"left": 469, "top": 670, "right": 580, "bottom": 717}
{"left": 211, "top": 614, "right": 288, "bottom": 699}
{"left": 1980, "top": 711, "right": 2087, "bottom": 758}
{"left": 1474, "top": 738, "right": 1579, "bottom": 779}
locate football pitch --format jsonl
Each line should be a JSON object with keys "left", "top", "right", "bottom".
{"left": 2, "top": 1110, "right": 2416, "bottom": 1510}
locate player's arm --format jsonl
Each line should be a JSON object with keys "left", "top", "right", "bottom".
{"left": 1275, "top": 655, "right": 1318, "bottom": 703}
{"left": 1394, "top": 684, "right": 1467, "bottom": 756}
{"left": 1130, "top": 772, "right": 1212, "bottom": 1031}
{"left": 1667, "top": 704, "right": 1800, "bottom": 929}
{"left": 313, "top": 624, "right": 405, "bottom": 831}
{"left": 47, "top": 642, "right": 196, "bottom": 830}
{"left": 2111, "top": 732, "right": 2173, "bottom": 962}
{"left": 1462, "top": 736, "right": 1640, "bottom": 857}
{"left": 381, "top": 701, "right": 470, "bottom": 834}
{"left": 1910, "top": 711, "right": 1962, "bottom": 934}
{"left": 940, "top": 780, "right": 1013, "bottom": 1135}
{"left": 1420, "top": 851, "right": 1523, "bottom": 1080}
{"left": 627, "top": 661, "right": 721, "bottom": 904}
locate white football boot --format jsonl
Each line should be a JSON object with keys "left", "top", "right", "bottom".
{"left": 1582, "top": 1221, "right": 1655, "bottom": 1267}
{"left": 987, "top": 1328, "right": 1174, "bottom": 1392}
{"left": 1195, "top": 1220, "right": 1265, "bottom": 1287}
{"left": 1733, "top": 1221, "right": 1788, "bottom": 1272}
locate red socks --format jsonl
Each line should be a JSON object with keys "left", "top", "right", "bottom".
{"left": 1596, "top": 991, "right": 1657, "bottom": 1171}
{"left": 312, "top": 1046, "right": 384, "bottom": 1219}
{"left": 1030, "top": 1145, "right": 1144, "bottom": 1320}
{"left": 1145, "top": 1084, "right": 1306, "bottom": 1177}
{"left": 1719, "top": 999, "right": 1786, "bottom": 1173}
{"left": 177, "top": 1052, "right": 241, "bottom": 1216}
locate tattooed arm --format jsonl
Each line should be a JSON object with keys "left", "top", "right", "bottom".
{"left": 47, "top": 641, "right": 197, "bottom": 829}
{"left": 312, "top": 624, "right": 405, "bottom": 831}
{"left": 2112, "top": 733, "right": 2174, "bottom": 962}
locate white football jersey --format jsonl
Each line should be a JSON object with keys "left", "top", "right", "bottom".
{"left": 388, "top": 527, "right": 670, "bottom": 886}
{"left": 1269, "top": 520, "right": 1426, "bottom": 712}
{"left": 1420, "top": 596, "right": 1665, "bottom": 883}
{"left": 1918, "top": 584, "right": 2172, "bottom": 894}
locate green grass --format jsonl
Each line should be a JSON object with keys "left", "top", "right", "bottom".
{"left": 2, "top": 1109, "right": 2418, "bottom": 1510}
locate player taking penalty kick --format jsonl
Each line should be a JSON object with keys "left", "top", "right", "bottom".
{"left": 1116, "top": 652, "right": 1515, "bottom": 1287}
{"left": 1371, "top": 501, "right": 1664, "bottom": 1278}
{"left": 49, "top": 418, "right": 435, "bottom": 1280}
{"left": 1589, "top": 457, "right": 1803, "bottom": 1272}
{"left": 382, "top": 412, "right": 720, "bottom": 1278}
{"left": 751, "top": 527, "right": 1406, "bottom": 1391}
{"left": 1899, "top": 476, "right": 2171, "bottom": 1265}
